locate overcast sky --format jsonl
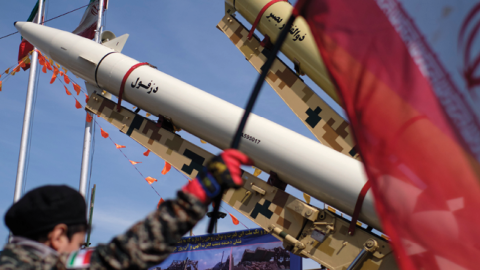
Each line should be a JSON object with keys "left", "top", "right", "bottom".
{"left": 0, "top": 1, "right": 345, "bottom": 268}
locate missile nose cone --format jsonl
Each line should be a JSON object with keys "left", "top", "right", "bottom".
{"left": 14, "top": 21, "right": 26, "bottom": 32}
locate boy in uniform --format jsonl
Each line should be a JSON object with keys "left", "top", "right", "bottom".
{"left": 0, "top": 150, "right": 252, "bottom": 269}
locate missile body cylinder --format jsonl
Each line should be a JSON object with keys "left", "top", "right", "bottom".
{"left": 15, "top": 22, "right": 381, "bottom": 230}
{"left": 226, "top": 0, "right": 340, "bottom": 104}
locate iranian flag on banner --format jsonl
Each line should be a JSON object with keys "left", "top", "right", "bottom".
{"left": 18, "top": 0, "right": 44, "bottom": 71}
{"left": 72, "top": 0, "right": 108, "bottom": 39}
{"left": 295, "top": 0, "right": 480, "bottom": 269}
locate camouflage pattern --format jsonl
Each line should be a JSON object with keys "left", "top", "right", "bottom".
{"left": 85, "top": 94, "right": 212, "bottom": 180}
{"left": 0, "top": 191, "right": 206, "bottom": 269}
{"left": 85, "top": 95, "right": 397, "bottom": 269}
{"left": 217, "top": 15, "right": 361, "bottom": 161}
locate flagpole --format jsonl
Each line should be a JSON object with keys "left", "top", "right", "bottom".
{"left": 13, "top": 0, "right": 45, "bottom": 203}
{"left": 79, "top": 0, "right": 104, "bottom": 197}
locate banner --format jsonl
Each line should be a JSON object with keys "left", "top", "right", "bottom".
{"left": 150, "top": 229, "right": 302, "bottom": 270}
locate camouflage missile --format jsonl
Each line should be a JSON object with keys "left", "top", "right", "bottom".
{"left": 224, "top": 0, "right": 340, "bottom": 104}
{"left": 14, "top": 22, "right": 381, "bottom": 230}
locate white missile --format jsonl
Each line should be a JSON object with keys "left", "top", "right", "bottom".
{"left": 225, "top": 0, "right": 340, "bottom": 104}
{"left": 14, "top": 22, "right": 381, "bottom": 230}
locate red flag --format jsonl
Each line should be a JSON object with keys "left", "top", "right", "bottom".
{"left": 85, "top": 93, "right": 89, "bottom": 103}
{"left": 38, "top": 55, "right": 45, "bottom": 66}
{"left": 161, "top": 162, "right": 171, "bottom": 175}
{"left": 129, "top": 160, "right": 141, "bottom": 165}
{"left": 45, "top": 60, "right": 52, "bottom": 71}
{"left": 73, "top": 0, "right": 108, "bottom": 39}
{"left": 0, "top": 81, "right": 2, "bottom": 92}
{"left": 297, "top": 1, "right": 480, "bottom": 269}
{"left": 41, "top": 65, "right": 47, "bottom": 73}
{"left": 18, "top": 40, "right": 33, "bottom": 71}
{"left": 229, "top": 213, "right": 239, "bottom": 225}
{"left": 146, "top": 176, "right": 158, "bottom": 184}
{"left": 19, "top": 59, "right": 27, "bottom": 69}
{"left": 75, "top": 99, "right": 82, "bottom": 109}
{"left": 157, "top": 197, "right": 165, "bottom": 209}
{"left": 64, "top": 86, "right": 72, "bottom": 96}
{"left": 100, "top": 128, "right": 109, "bottom": 138}
{"left": 86, "top": 113, "right": 93, "bottom": 123}
{"left": 64, "top": 74, "right": 70, "bottom": 84}
{"left": 53, "top": 66, "right": 59, "bottom": 75}
{"left": 17, "top": 1, "right": 41, "bottom": 71}
{"left": 49, "top": 73, "right": 57, "bottom": 84}
{"left": 115, "top": 143, "right": 125, "bottom": 149}
{"left": 73, "top": 83, "right": 81, "bottom": 95}
{"left": 143, "top": 149, "right": 151, "bottom": 156}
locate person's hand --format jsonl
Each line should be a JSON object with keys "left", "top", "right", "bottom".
{"left": 182, "top": 149, "right": 253, "bottom": 204}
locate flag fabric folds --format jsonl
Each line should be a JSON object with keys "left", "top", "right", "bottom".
{"left": 64, "top": 86, "right": 72, "bottom": 96}
{"left": 18, "top": 40, "right": 33, "bottom": 71}
{"left": 100, "top": 128, "right": 109, "bottom": 138}
{"left": 64, "top": 74, "right": 70, "bottom": 84}
{"left": 49, "top": 73, "right": 57, "bottom": 84}
{"left": 161, "top": 162, "right": 171, "bottom": 175}
{"left": 115, "top": 143, "right": 125, "bottom": 149}
{"left": 303, "top": 193, "right": 311, "bottom": 204}
{"left": 72, "top": 0, "right": 108, "bottom": 39}
{"left": 146, "top": 176, "right": 158, "bottom": 185}
{"left": 17, "top": 0, "right": 43, "bottom": 71}
{"left": 253, "top": 167, "right": 262, "bottom": 177}
{"left": 75, "top": 99, "right": 82, "bottom": 109}
{"left": 229, "top": 213, "right": 239, "bottom": 225}
{"left": 295, "top": 0, "right": 480, "bottom": 269}
{"left": 156, "top": 197, "right": 165, "bottom": 209}
{"left": 73, "top": 83, "right": 81, "bottom": 95}
{"left": 129, "top": 160, "right": 141, "bottom": 165}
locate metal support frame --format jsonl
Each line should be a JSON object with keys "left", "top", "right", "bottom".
{"left": 346, "top": 239, "right": 378, "bottom": 270}
{"left": 79, "top": 0, "right": 104, "bottom": 197}
{"left": 14, "top": 0, "right": 45, "bottom": 203}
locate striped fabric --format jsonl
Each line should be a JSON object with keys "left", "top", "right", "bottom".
{"left": 66, "top": 249, "right": 93, "bottom": 269}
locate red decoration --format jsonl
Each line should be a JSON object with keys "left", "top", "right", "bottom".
{"left": 100, "top": 128, "right": 109, "bottom": 138}
{"left": 75, "top": 99, "right": 82, "bottom": 109}
{"left": 161, "top": 162, "right": 171, "bottom": 175}
{"left": 229, "top": 213, "right": 239, "bottom": 225}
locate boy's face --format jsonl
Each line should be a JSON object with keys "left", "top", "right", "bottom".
{"left": 45, "top": 224, "right": 86, "bottom": 253}
{"left": 56, "top": 231, "right": 86, "bottom": 253}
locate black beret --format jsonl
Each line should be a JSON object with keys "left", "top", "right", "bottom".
{"left": 5, "top": 185, "right": 87, "bottom": 237}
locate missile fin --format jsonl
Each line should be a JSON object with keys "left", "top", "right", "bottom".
{"left": 85, "top": 82, "right": 111, "bottom": 100}
{"left": 102, "top": 34, "right": 129, "bottom": 53}
{"left": 79, "top": 55, "right": 97, "bottom": 65}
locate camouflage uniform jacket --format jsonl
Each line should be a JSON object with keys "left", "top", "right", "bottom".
{"left": 0, "top": 191, "right": 206, "bottom": 269}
